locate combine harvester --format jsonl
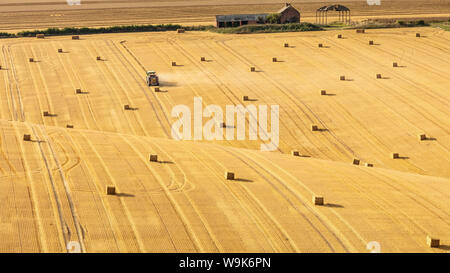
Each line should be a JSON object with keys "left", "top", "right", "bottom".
{"left": 146, "top": 70, "right": 159, "bottom": 86}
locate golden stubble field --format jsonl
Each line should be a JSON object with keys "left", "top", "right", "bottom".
{"left": 0, "top": 0, "right": 449, "bottom": 31}
{"left": 0, "top": 26, "right": 449, "bottom": 252}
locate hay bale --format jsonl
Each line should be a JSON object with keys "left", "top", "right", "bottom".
{"left": 352, "top": 159, "right": 360, "bottom": 165}
{"left": 96, "top": 56, "right": 101, "bottom": 61}
{"left": 58, "top": 49, "right": 63, "bottom": 53}
{"left": 36, "top": 34, "right": 45, "bottom": 39}
{"left": 320, "top": 90, "right": 327, "bottom": 96}
{"left": 149, "top": 154, "right": 158, "bottom": 162}
{"left": 0, "top": 65, "right": 2, "bottom": 70}
{"left": 43, "top": 111, "right": 49, "bottom": 117}
{"left": 340, "top": 76, "right": 346, "bottom": 81}
{"left": 177, "top": 29, "right": 185, "bottom": 33}
{"left": 416, "top": 33, "right": 421, "bottom": 38}
{"left": 29, "top": 58, "right": 34, "bottom": 63}
{"left": 313, "top": 196, "right": 324, "bottom": 206}
{"left": 220, "top": 122, "right": 226, "bottom": 128}
{"left": 393, "top": 62, "right": 398, "bottom": 67}
{"left": 72, "top": 35, "right": 79, "bottom": 40}
{"left": 200, "top": 57, "right": 206, "bottom": 62}
{"left": 426, "top": 235, "right": 440, "bottom": 248}
{"left": 337, "top": 34, "right": 342, "bottom": 39}
{"left": 392, "top": 153, "right": 400, "bottom": 159}
{"left": 225, "top": 172, "right": 235, "bottom": 180}
{"left": 356, "top": 29, "right": 365, "bottom": 33}
{"left": 171, "top": 61, "right": 177, "bottom": 66}
{"left": 124, "top": 105, "right": 131, "bottom": 110}
{"left": 272, "top": 57, "right": 277, "bottom": 62}
{"left": 76, "top": 88, "right": 82, "bottom": 94}
{"left": 284, "top": 43, "right": 289, "bottom": 48}
{"left": 291, "top": 151, "right": 300, "bottom": 157}
{"left": 311, "top": 124, "right": 319, "bottom": 131}
{"left": 369, "top": 40, "right": 374, "bottom": 45}
{"left": 250, "top": 67, "right": 256, "bottom": 72}
{"left": 243, "top": 96, "right": 249, "bottom": 101}
{"left": 154, "top": 87, "right": 160, "bottom": 92}
{"left": 318, "top": 43, "right": 323, "bottom": 48}
{"left": 23, "top": 134, "right": 31, "bottom": 141}
{"left": 376, "top": 74, "right": 382, "bottom": 79}
{"left": 418, "top": 134, "right": 427, "bottom": 141}
{"left": 106, "top": 186, "right": 116, "bottom": 195}
{"left": 365, "top": 163, "right": 374, "bottom": 167}
{"left": 66, "top": 124, "right": 74, "bottom": 129}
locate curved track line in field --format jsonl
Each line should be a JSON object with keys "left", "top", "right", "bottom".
{"left": 169, "top": 38, "right": 283, "bottom": 153}
{"left": 131, "top": 135, "right": 191, "bottom": 192}
{"left": 191, "top": 149, "right": 298, "bottom": 252}
{"left": 118, "top": 135, "right": 203, "bottom": 252}
{"left": 46, "top": 131, "right": 72, "bottom": 172}
{"left": 49, "top": 131, "right": 81, "bottom": 176}
{"left": 217, "top": 39, "right": 354, "bottom": 159}
{"left": 36, "top": 125, "right": 86, "bottom": 252}
{"left": 116, "top": 40, "right": 172, "bottom": 138}
{"left": 77, "top": 130, "right": 147, "bottom": 252}
{"left": 224, "top": 147, "right": 358, "bottom": 252}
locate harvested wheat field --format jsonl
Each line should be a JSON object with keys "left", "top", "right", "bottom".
{"left": 0, "top": 26, "right": 449, "bottom": 253}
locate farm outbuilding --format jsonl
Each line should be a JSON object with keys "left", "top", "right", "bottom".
{"left": 216, "top": 13, "right": 268, "bottom": 28}
{"left": 216, "top": 3, "right": 300, "bottom": 27}
{"left": 278, "top": 3, "right": 300, "bottom": 23}
{"left": 316, "top": 4, "right": 351, "bottom": 24}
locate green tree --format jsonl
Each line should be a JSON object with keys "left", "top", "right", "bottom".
{"left": 266, "top": 13, "right": 281, "bottom": 24}
{"left": 257, "top": 16, "right": 265, "bottom": 24}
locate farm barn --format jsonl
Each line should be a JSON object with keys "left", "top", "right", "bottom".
{"left": 216, "top": 3, "right": 300, "bottom": 27}
{"left": 216, "top": 13, "right": 268, "bottom": 28}
{"left": 279, "top": 3, "right": 301, "bottom": 23}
